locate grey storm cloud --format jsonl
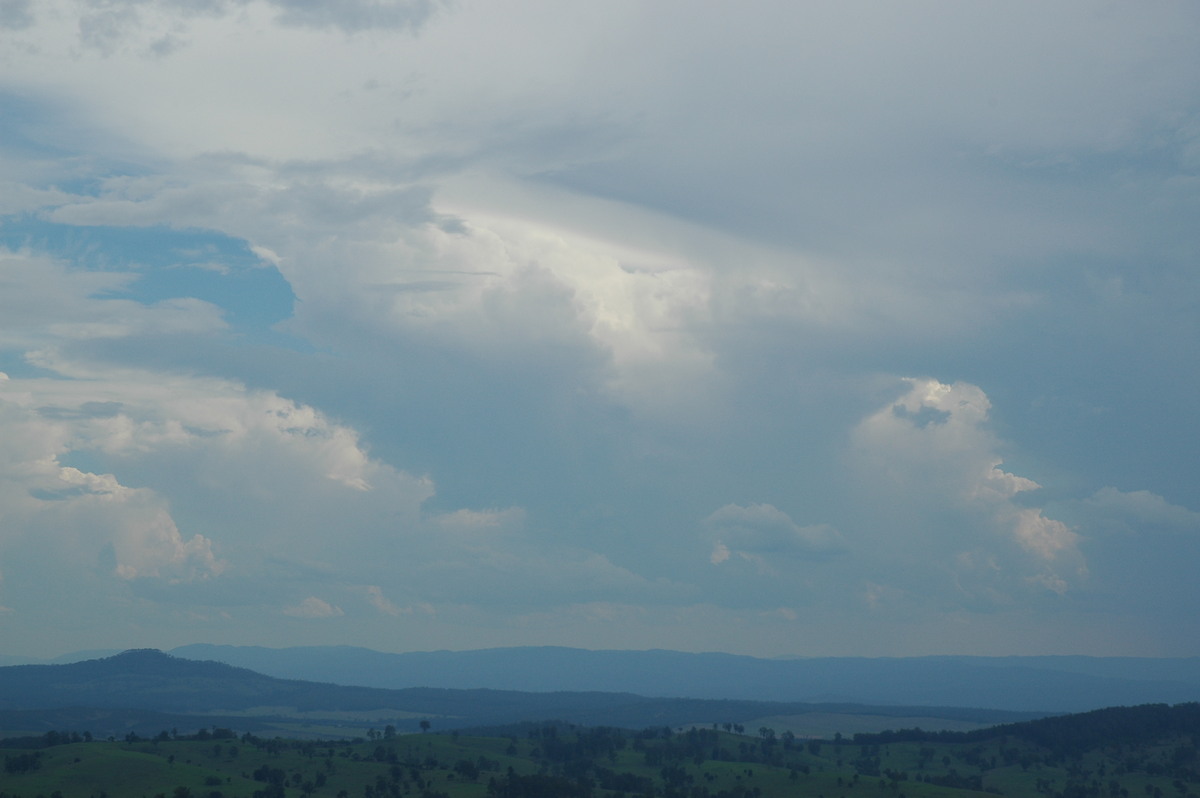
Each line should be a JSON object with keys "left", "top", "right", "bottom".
{"left": 0, "top": 0, "right": 1198, "bottom": 658}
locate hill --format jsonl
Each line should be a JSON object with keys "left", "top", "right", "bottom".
{"left": 859, "top": 700, "right": 1200, "bottom": 754}
{"left": 170, "top": 643, "right": 1200, "bottom": 712}
{"left": 0, "top": 650, "right": 1036, "bottom": 740}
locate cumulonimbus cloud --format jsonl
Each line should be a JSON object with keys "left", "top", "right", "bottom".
{"left": 850, "top": 378, "right": 1084, "bottom": 598}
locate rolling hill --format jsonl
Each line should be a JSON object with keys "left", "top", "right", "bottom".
{"left": 170, "top": 643, "right": 1200, "bottom": 712}
{"left": 0, "top": 649, "right": 1039, "bottom": 739}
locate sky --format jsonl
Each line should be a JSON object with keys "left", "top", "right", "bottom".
{"left": 0, "top": 0, "right": 1198, "bottom": 660}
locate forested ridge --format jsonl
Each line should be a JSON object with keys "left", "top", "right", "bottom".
{"left": 857, "top": 702, "right": 1200, "bottom": 754}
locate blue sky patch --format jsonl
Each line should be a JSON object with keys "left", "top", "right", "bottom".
{"left": 0, "top": 218, "right": 296, "bottom": 337}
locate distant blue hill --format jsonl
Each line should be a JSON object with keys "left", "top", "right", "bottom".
{"left": 0, "top": 650, "right": 121, "bottom": 667}
{"left": 0, "top": 649, "right": 1037, "bottom": 736}
{"left": 168, "top": 645, "right": 1200, "bottom": 713}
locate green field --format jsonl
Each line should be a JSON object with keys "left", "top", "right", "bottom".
{"left": 2, "top": 709, "right": 1199, "bottom": 798}
{"left": 742, "top": 712, "right": 993, "bottom": 739}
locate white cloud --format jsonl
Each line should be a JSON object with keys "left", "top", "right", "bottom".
{"left": 850, "top": 378, "right": 1084, "bottom": 599}
{"left": 0, "top": 344, "right": 436, "bottom": 597}
{"left": 363, "top": 585, "right": 405, "bottom": 617}
{"left": 39, "top": 164, "right": 726, "bottom": 419}
{"left": 0, "top": 237, "right": 683, "bottom": 620}
{"left": 0, "top": 313, "right": 673, "bottom": 625}
{"left": 0, "top": 183, "right": 75, "bottom": 214}
{"left": 705, "top": 503, "right": 842, "bottom": 567}
{"left": 0, "top": 250, "right": 227, "bottom": 361}
{"left": 284, "top": 596, "right": 344, "bottom": 618}
{"left": 1079, "top": 487, "right": 1200, "bottom": 535}
{"left": 424, "top": 211, "right": 717, "bottom": 416}
{"left": 0, "top": 398, "right": 222, "bottom": 584}
{"left": 1008, "top": 508, "right": 1079, "bottom": 563}
{"left": 0, "top": 1, "right": 1197, "bottom": 656}
{"left": 853, "top": 379, "right": 1051, "bottom": 514}
{"left": 58, "top": 466, "right": 225, "bottom": 582}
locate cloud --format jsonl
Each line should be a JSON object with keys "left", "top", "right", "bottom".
{"left": 0, "top": 0, "right": 33, "bottom": 29}
{"left": 413, "top": 544, "right": 683, "bottom": 608}
{"left": 1078, "top": 487, "right": 1200, "bottom": 536}
{"left": 40, "top": 164, "right": 724, "bottom": 419}
{"left": 705, "top": 503, "right": 842, "bottom": 566}
{"left": 22, "top": 1, "right": 443, "bottom": 57}
{"left": 0, "top": 267, "right": 676, "bottom": 625}
{"left": 0, "top": 249, "right": 226, "bottom": 349}
{"left": 0, "top": 1, "right": 1198, "bottom": 657}
{"left": 58, "top": 467, "right": 225, "bottom": 582}
{"left": 1008, "top": 508, "right": 1077, "bottom": 562}
{"left": 0, "top": 233, "right": 689, "bottom": 623}
{"left": 849, "top": 378, "right": 1084, "bottom": 601}
{"left": 363, "top": 585, "right": 405, "bottom": 617}
{"left": 284, "top": 597, "right": 344, "bottom": 618}
{"left": 433, "top": 507, "right": 527, "bottom": 541}
{"left": 269, "top": 0, "right": 442, "bottom": 33}
{"left": 0, "top": 406, "right": 222, "bottom": 590}
{"left": 853, "top": 379, "right": 1057, "bottom": 519}
{"left": 0, "top": 339, "right": 433, "bottom": 602}
{"left": 0, "top": 183, "right": 75, "bottom": 215}
{"left": 376, "top": 506, "right": 680, "bottom": 608}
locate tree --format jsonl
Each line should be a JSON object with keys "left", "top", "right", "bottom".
{"left": 420, "top": 719, "right": 431, "bottom": 734}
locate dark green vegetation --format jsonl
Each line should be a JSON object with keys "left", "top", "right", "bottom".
{"left": 3, "top": 704, "right": 1200, "bottom": 798}
{"left": 4, "top": 652, "right": 1199, "bottom": 797}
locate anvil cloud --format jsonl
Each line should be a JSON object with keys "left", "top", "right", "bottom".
{"left": 0, "top": 0, "right": 1198, "bottom": 658}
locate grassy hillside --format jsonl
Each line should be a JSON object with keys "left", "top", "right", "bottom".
{"left": 2, "top": 703, "right": 1198, "bottom": 798}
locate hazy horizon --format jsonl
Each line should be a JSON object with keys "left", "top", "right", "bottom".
{"left": 14, "top": 642, "right": 1200, "bottom": 663}
{"left": 1, "top": 1, "right": 1198, "bottom": 660}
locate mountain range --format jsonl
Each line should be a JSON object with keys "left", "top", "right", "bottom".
{"left": 163, "top": 644, "right": 1200, "bottom": 713}
{"left": 0, "top": 649, "right": 1042, "bottom": 739}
